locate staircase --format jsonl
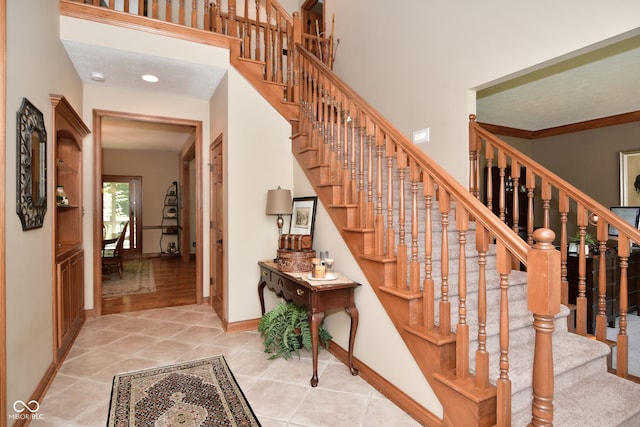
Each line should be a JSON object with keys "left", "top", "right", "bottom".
{"left": 62, "top": 1, "right": 640, "bottom": 425}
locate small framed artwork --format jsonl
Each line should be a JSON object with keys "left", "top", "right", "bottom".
{"left": 289, "top": 196, "right": 318, "bottom": 239}
{"left": 619, "top": 150, "right": 640, "bottom": 206}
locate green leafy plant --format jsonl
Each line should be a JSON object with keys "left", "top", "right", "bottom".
{"left": 569, "top": 231, "right": 596, "bottom": 247}
{"left": 258, "top": 302, "right": 332, "bottom": 360}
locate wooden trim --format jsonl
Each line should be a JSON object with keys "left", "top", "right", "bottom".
{"left": 59, "top": 0, "right": 241, "bottom": 51}
{"left": 0, "top": 0, "right": 6, "bottom": 423}
{"left": 93, "top": 110, "right": 203, "bottom": 313}
{"left": 10, "top": 362, "right": 57, "bottom": 426}
{"left": 328, "top": 342, "right": 442, "bottom": 426}
{"left": 479, "top": 109, "right": 640, "bottom": 139}
{"left": 224, "top": 318, "right": 259, "bottom": 332}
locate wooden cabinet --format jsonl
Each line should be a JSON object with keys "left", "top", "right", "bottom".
{"left": 567, "top": 251, "right": 640, "bottom": 334}
{"left": 51, "top": 95, "right": 90, "bottom": 363}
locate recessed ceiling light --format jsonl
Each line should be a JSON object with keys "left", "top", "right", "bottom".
{"left": 90, "top": 72, "right": 105, "bottom": 82}
{"left": 142, "top": 74, "right": 159, "bottom": 83}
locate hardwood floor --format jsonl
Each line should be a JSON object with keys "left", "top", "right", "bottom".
{"left": 101, "top": 256, "right": 197, "bottom": 315}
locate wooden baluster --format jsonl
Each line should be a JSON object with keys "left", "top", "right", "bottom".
{"left": 310, "top": 72, "right": 318, "bottom": 152}
{"left": 475, "top": 224, "right": 490, "bottom": 389}
{"left": 526, "top": 169, "right": 535, "bottom": 246}
{"left": 350, "top": 111, "right": 357, "bottom": 205}
{"left": 423, "top": 174, "right": 435, "bottom": 329}
{"left": 485, "top": 142, "right": 494, "bottom": 213}
{"left": 166, "top": 0, "right": 172, "bottom": 23}
{"left": 438, "top": 189, "right": 451, "bottom": 336}
{"left": 541, "top": 178, "right": 551, "bottom": 229}
{"left": 255, "top": 0, "right": 261, "bottom": 60}
{"left": 468, "top": 114, "right": 480, "bottom": 199}
{"left": 242, "top": 0, "right": 250, "bottom": 58}
{"left": 595, "top": 218, "right": 608, "bottom": 342}
{"left": 358, "top": 122, "right": 366, "bottom": 227}
{"left": 107, "top": 0, "right": 115, "bottom": 9}
{"left": 559, "top": 191, "right": 571, "bottom": 330}
{"left": 328, "top": 89, "right": 338, "bottom": 185}
{"left": 375, "top": 131, "right": 385, "bottom": 256}
{"left": 342, "top": 99, "right": 352, "bottom": 205}
{"left": 496, "top": 240, "right": 512, "bottom": 427}
{"left": 214, "top": 0, "right": 222, "bottom": 33}
{"left": 276, "top": 12, "right": 283, "bottom": 83}
{"left": 334, "top": 94, "right": 343, "bottom": 190}
{"left": 178, "top": 0, "right": 185, "bottom": 25}
{"left": 576, "top": 206, "right": 588, "bottom": 336}
{"left": 396, "top": 149, "right": 408, "bottom": 290}
{"left": 291, "top": 12, "right": 301, "bottom": 103}
{"left": 321, "top": 81, "right": 330, "bottom": 167}
{"left": 265, "top": 0, "right": 272, "bottom": 81}
{"left": 191, "top": 0, "right": 197, "bottom": 28}
{"left": 528, "top": 229, "right": 560, "bottom": 427}
{"left": 366, "top": 122, "right": 375, "bottom": 229}
{"left": 456, "top": 207, "right": 469, "bottom": 378}
{"left": 497, "top": 151, "right": 506, "bottom": 222}
{"left": 228, "top": 0, "right": 237, "bottom": 37}
{"left": 385, "top": 139, "right": 395, "bottom": 258}
{"left": 286, "top": 20, "right": 293, "bottom": 100}
{"left": 124, "top": 0, "right": 130, "bottom": 13}
{"left": 138, "top": 0, "right": 145, "bottom": 17}
{"left": 409, "top": 161, "right": 420, "bottom": 293}
{"left": 511, "top": 159, "right": 521, "bottom": 234}
{"left": 152, "top": 0, "right": 159, "bottom": 19}
{"left": 617, "top": 234, "right": 629, "bottom": 378}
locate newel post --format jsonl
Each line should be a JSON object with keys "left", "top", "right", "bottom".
{"left": 527, "top": 228, "right": 561, "bottom": 427}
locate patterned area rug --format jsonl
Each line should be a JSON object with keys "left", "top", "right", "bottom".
{"left": 102, "top": 260, "right": 156, "bottom": 297}
{"left": 108, "top": 356, "right": 260, "bottom": 426}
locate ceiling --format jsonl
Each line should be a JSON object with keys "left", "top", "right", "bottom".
{"left": 476, "top": 33, "right": 640, "bottom": 131}
{"left": 62, "top": 40, "right": 226, "bottom": 151}
{"left": 62, "top": 31, "right": 640, "bottom": 150}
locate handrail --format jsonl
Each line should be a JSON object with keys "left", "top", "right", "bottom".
{"left": 470, "top": 115, "right": 635, "bottom": 380}
{"left": 296, "top": 44, "right": 559, "bottom": 425}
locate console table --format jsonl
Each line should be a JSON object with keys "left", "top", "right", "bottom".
{"left": 258, "top": 260, "right": 361, "bottom": 386}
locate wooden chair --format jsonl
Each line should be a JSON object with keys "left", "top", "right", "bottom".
{"left": 102, "top": 221, "right": 129, "bottom": 279}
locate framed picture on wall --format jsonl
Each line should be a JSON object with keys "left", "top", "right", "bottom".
{"left": 619, "top": 150, "right": 640, "bottom": 206}
{"left": 289, "top": 196, "right": 318, "bottom": 239}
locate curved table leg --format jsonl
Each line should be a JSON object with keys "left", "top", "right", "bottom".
{"left": 346, "top": 305, "right": 359, "bottom": 376}
{"left": 310, "top": 310, "right": 325, "bottom": 387}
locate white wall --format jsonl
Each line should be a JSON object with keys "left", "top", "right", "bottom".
{"left": 326, "top": 1, "right": 640, "bottom": 185}
{"left": 5, "top": 1, "right": 84, "bottom": 421}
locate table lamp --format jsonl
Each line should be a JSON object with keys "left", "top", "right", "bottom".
{"left": 266, "top": 187, "right": 292, "bottom": 236}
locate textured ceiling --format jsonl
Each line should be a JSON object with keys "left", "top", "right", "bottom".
{"left": 476, "top": 33, "right": 640, "bottom": 131}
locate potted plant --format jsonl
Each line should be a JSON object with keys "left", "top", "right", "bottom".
{"left": 569, "top": 231, "right": 597, "bottom": 254}
{"left": 258, "top": 302, "right": 332, "bottom": 360}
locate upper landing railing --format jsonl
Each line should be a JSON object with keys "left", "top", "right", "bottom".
{"left": 64, "top": 0, "right": 332, "bottom": 105}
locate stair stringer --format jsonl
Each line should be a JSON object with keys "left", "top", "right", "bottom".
{"left": 291, "top": 129, "right": 501, "bottom": 426}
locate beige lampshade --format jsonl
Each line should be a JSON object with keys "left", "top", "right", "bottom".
{"left": 266, "top": 188, "right": 292, "bottom": 215}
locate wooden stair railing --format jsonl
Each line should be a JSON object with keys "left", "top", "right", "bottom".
{"left": 58, "top": 2, "right": 637, "bottom": 423}
{"left": 70, "top": 0, "right": 330, "bottom": 121}
{"left": 294, "top": 46, "right": 565, "bottom": 426}
{"left": 470, "top": 116, "right": 638, "bottom": 381}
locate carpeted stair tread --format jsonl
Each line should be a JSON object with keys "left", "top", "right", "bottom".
{"left": 512, "top": 372, "right": 640, "bottom": 427}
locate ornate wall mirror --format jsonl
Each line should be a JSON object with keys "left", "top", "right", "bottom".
{"left": 16, "top": 97, "right": 47, "bottom": 230}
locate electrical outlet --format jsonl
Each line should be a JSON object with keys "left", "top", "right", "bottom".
{"left": 192, "top": 242, "right": 196, "bottom": 247}
{"left": 413, "top": 127, "right": 430, "bottom": 144}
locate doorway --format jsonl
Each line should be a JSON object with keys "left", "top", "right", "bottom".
{"left": 93, "top": 110, "right": 204, "bottom": 316}
{"left": 102, "top": 175, "right": 142, "bottom": 259}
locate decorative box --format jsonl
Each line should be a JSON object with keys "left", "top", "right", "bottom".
{"left": 278, "top": 234, "right": 312, "bottom": 251}
{"left": 277, "top": 249, "right": 316, "bottom": 272}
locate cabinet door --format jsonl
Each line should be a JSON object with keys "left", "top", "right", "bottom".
{"left": 70, "top": 251, "right": 84, "bottom": 324}
{"left": 56, "top": 258, "right": 71, "bottom": 347}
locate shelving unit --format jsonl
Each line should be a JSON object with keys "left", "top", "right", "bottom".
{"left": 160, "top": 181, "right": 180, "bottom": 256}
{"left": 51, "top": 94, "right": 90, "bottom": 364}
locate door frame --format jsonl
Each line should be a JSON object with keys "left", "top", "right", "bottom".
{"left": 92, "top": 109, "right": 203, "bottom": 316}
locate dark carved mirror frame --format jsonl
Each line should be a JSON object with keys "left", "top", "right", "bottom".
{"left": 16, "top": 98, "right": 47, "bottom": 230}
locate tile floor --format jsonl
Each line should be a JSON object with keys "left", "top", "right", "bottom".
{"left": 31, "top": 304, "right": 421, "bottom": 426}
